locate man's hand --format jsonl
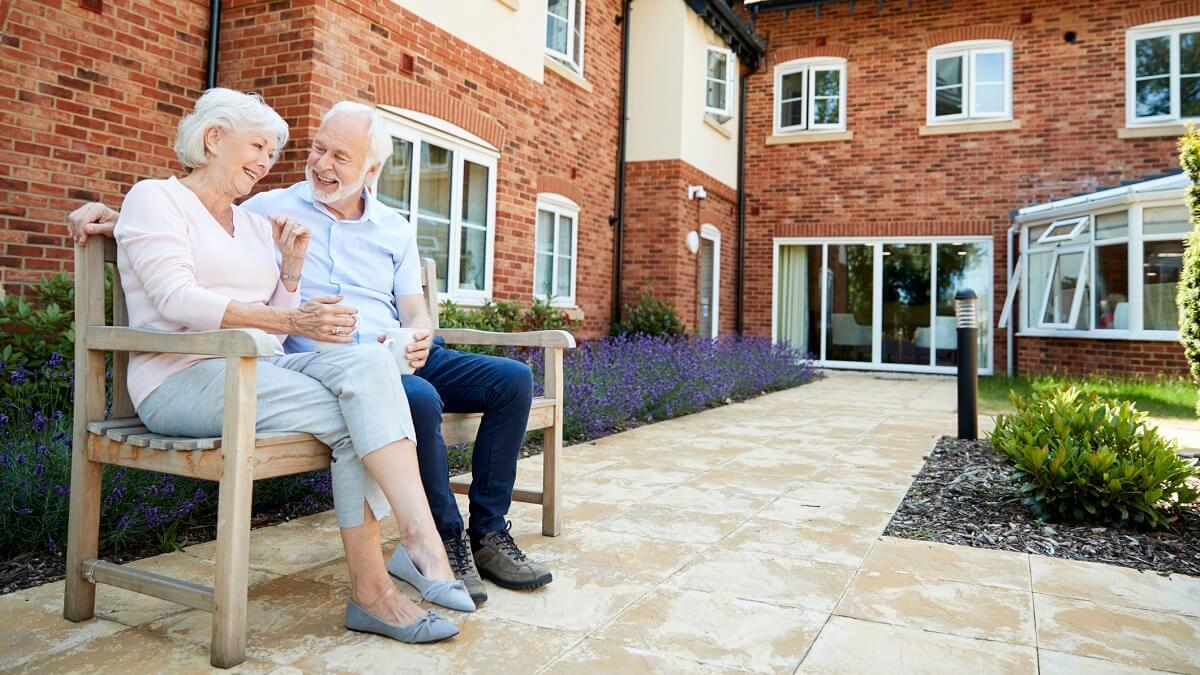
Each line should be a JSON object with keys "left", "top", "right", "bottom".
{"left": 67, "top": 202, "right": 119, "bottom": 245}
{"left": 377, "top": 328, "right": 433, "bottom": 371}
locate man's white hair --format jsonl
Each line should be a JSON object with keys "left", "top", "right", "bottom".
{"left": 173, "top": 88, "right": 289, "bottom": 170}
{"left": 321, "top": 101, "right": 394, "bottom": 172}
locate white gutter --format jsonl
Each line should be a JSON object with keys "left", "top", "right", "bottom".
{"left": 1005, "top": 218, "right": 1018, "bottom": 377}
{"left": 1015, "top": 173, "right": 1188, "bottom": 224}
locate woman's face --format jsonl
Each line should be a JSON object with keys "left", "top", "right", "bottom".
{"left": 205, "top": 127, "right": 276, "bottom": 198}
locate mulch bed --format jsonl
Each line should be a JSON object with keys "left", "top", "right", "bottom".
{"left": 885, "top": 436, "right": 1200, "bottom": 577}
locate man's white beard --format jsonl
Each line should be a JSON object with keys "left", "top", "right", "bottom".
{"left": 307, "top": 164, "right": 368, "bottom": 204}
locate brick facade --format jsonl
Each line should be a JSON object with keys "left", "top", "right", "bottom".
{"left": 622, "top": 159, "right": 738, "bottom": 334}
{"left": 743, "top": 0, "right": 1191, "bottom": 376}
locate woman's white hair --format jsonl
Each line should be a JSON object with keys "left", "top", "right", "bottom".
{"left": 322, "top": 101, "right": 394, "bottom": 170}
{"left": 173, "top": 88, "right": 289, "bottom": 170}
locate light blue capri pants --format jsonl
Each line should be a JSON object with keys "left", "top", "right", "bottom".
{"left": 137, "top": 343, "right": 416, "bottom": 528}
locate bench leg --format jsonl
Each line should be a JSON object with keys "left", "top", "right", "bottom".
{"left": 211, "top": 357, "right": 256, "bottom": 669}
{"left": 63, "top": 446, "right": 102, "bottom": 621}
{"left": 541, "top": 348, "right": 563, "bottom": 537}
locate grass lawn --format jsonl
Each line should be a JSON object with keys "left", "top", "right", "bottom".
{"left": 979, "top": 374, "right": 1197, "bottom": 419}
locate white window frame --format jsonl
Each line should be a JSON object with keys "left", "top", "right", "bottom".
{"left": 1016, "top": 201, "right": 1187, "bottom": 341}
{"left": 926, "top": 40, "right": 1013, "bottom": 124}
{"left": 705, "top": 46, "right": 735, "bottom": 117}
{"left": 1126, "top": 17, "right": 1200, "bottom": 127}
{"left": 546, "top": 0, "right": 586, "bottom": 74}
{"left": 533, "top": 192, "right": 579, "bottom": 308}
{"left": 699, "top": 223, "right": 721, "bottom": 337}
{"left": 378, "top": 113, "right": 499, "bottom": 305}
{"left": 773, "top": 57, "right": 848, "bottom": 134}
{"left": 1036, "top": 216, "right": 1089, "bottom": 244}
{"left": 1034, "top": 244, "right": 1090, "bottom": 329}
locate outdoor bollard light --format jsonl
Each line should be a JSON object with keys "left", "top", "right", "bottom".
{"left": 955, "top": 288, "right": 979, "bottom": 440}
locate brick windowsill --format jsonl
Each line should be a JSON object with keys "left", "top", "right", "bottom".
{"left": 765, "top": 130, "right": 853, "bottom": 144}
{"left": 1117, "top": 124, "right": 1187, "bottom": 139}
{"left": 544, "top": 55, "right": 593, "bottom": 93}
{"left": 918, "top": 119, "right": 1021, "bottom": 136}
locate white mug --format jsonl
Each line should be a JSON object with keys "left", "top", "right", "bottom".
{"left": 382, "top": 327, "right": 420, "bottom": 374}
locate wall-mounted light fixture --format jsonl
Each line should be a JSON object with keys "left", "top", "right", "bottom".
{"left": 685, "top": 231, "right": 700, "bottom": 254}
{"left": 687, "top": 185, "right": 707, "bottom": 200}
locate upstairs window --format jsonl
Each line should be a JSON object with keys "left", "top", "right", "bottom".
{"left": 1127, "top": 18, "right": 1200, "bottom": 125}
{"left": 706, "top": 47, "right": 734, "bottom": 117}
{"left": 927, "top": 40, "right": 1012, "bottom": 123}
{"left": 774, "top": 58, "right": 847, "bottom": 134}
{"left": 547, "top": 0, "right": 585, "bottom": 73}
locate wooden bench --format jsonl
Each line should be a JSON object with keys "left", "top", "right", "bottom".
{"left": 63, "top": 237, "right": 574, "bottom": 667}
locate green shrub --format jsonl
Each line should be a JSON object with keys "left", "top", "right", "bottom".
{"left": 0, "top": 272, "right": 76, "bottom": 369}
{"left": 990, "top": 386, "right": 1199, "bottom": 529}
{"left": 611, "top": 291, "right": 685, "bottom": 337}
{"left": 1177, "top": 127, "right": 1200, "bottom": 415}
{"left": 438, "top": 297, "right": 580, "bottom": 355}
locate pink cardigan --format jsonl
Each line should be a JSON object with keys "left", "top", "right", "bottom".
{"left": 114, "top": 177, "right": 300, "bottom": 408}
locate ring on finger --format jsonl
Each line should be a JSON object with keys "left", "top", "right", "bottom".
{"left": 332, "top": 326, "right": 345, "bottom": 336}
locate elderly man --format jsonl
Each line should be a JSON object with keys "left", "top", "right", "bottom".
{"left": 69, "top": 101, "right": 552, "bottom": 603}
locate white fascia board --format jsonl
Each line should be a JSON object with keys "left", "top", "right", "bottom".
{"left": 1016, "top": 173, "right": 1188, "bottom": 224}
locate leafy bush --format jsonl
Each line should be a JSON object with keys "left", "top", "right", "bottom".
{"left": 439, "top": 297, "right": 580, "bottom": 355}
{"left": 0, "top": 272, "right": 77, "bottom": 369}
{"left": 611, "top": 291, "right": 685, "bottom": 337}
{"left": 1177, "top": 127, "right": 1200, "bottom": 414}
{"left": 990, "top": 386, "right": 1199, "bottom": 529}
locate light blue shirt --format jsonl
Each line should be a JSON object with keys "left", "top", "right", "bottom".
{"left": 241, "top": 182, "right": 423, "bottom": 353}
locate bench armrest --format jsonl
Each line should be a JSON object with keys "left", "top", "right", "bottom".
{"left": 85, "top": 326, "right": 278, "bottom": 357}
{"left": 436, "top": 328, "right": 576, "bottom": 349}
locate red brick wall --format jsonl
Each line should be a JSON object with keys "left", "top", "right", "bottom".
{"left": 743, "top": 0, "right": 1188, "bottom": 376}
{"left": 1017, "top": 337, "right": 1189, "bottom": 377}
{"left": 0, "top": 0, "right": 209, "bottom": 293}
{"left": 622, "top": 159, "right": 738, "bottom": 335}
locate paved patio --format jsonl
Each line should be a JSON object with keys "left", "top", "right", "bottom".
{"left": 4, "top": 373, "right": 1199, "bottom": 673}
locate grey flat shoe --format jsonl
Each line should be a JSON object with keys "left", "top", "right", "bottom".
{"left": 345, "top": 599, "right": 459, "bottom": 643}
{"left": 387, "top": 544, "right": 476, "bottom": 612}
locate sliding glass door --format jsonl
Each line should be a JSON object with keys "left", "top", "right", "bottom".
{"left": 775, "top": 238, "right": 992, "bottom": 373}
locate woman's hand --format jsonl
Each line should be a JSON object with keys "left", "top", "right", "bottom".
{"left": 289, "top": 295, "right": 358, "bottom": 343}
{"left": 272, "top": 215, "right": 309, "bottom": 290}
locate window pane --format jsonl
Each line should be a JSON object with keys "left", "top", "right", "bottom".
{"left": 1144, "top": 240, "right": 1184, "bottom": 330}
{"left": 417, "top": 142, "right": 452, "bottom": 293}
{"left": 936, "top": 85, "right": 963, "bottom": 116}
{"left": 813, "top": 98, "right": 839, "bottom": 125}
{"left": 377, "top": 137, "right": 412, "bottom": 217}
{"left": 1135, "top": 36, "right": 1170, "bottom": 77}
{"left": 882, "top": 243, "right": 932, "bottom": 365}
{"left": 461, "top": 161, "right": 488, "bottom": 228}
{"left": 781, "top": 100, "right": 805, "bottom": 128}
{"left": 558, "top": 215, "right": 573, "bottom": 255}
{"left": 459, "top": 226, "right": 486, "bottom": 291}
{"left": 707, "top": 80, "right": 726, "bottom": 110}
{"left": 935, "top": 56, "right": 962, "bottom": 87}
{"left": 974, "top": 82, "right": 1005, "bottom": 113}
{"left": 555, "top": 254, "right": 572, "bottom": 298}
{"left": 1144, "top": 206, "right": 1190, "bottom": 236}
{"left": 775, "top": 245, "right": 822, "bottom": 357}
{"left": 534, "top": 252, "right": 554, "bottom": 298}
{"left": 536, "top": 210, "right": 555, "bottom": 253}
{"left": 1026, "top": 251, "right": 1052, "bottom": 327}
{"left": 1095, "top": 244, "right": 1129, "bottom": 330}
{"left": 813, "top": 69, "right": 839, "bottom": 97}
{"left": 1136, "top": 76, "right": 1171, "bottom": 118}
{"left": 547, "top": 0, "right": 569, "bottom": 19}
{"left": 1184, "top": 76, "right": 1200, "bottom": 117}
{"left": 826, "top": 244, "right": 873, "bottom": 363}
{"left": 1095, "top": 211, "right": 1129, "bottom": 239}
{"left": 708, "top": 50, "right": 727, "bottom": 80}
{"left": 974, "top": 52, "right": 1004, "bottom": 82}
{"left": 1184, "top": 33, "right": 1200, "bottom": 75}
{"left": 1042, "top": 251, "right": 1084, "bottom": 325}
{"left": 935, "top": 243, "right": 990, "bottom": 368}
{"left": 546, "top": 4, "right": 568, "bottom": 53}
{"left": 781, "top": 72, "right": 805, "bottom": 100}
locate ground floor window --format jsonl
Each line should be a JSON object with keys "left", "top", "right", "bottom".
{"left": 774, "top": 237, "right": 993, "bottom": 374}
{"left": 534, "top": 193, "right": 579, "bottom": 307}
{"left": 376, "top": 110, "right": 498, "bottom": 303}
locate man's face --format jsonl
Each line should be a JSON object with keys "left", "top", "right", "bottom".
{"left": 306, "top": 112, "right": 373, "bottom": 204}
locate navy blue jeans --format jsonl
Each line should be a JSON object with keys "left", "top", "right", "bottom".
{"left": 402, "top": 338, "right": 533, "bottom": 540}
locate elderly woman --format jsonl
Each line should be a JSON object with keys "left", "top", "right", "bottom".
{"left": 115, "top": 88, "right": 469, "bottom": 643}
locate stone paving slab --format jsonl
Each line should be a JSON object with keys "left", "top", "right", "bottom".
{"left": 3, "top": 373, "right": 1199, "bottom": 673}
